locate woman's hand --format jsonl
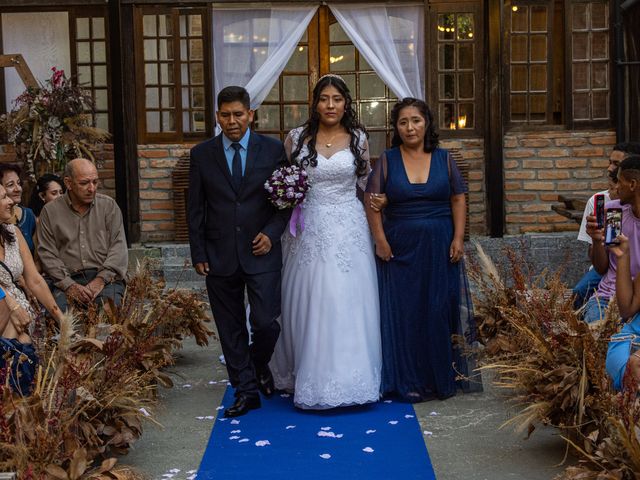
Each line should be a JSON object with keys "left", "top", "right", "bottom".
{"left": 608, "top": 233, "right": 629, "bottom": 258}
{"left": 8, "top": 304, "right": 31, "bottom": 334}
{"left": 369, "top": 193, "right": 388, "bottom": 212}
{"left": 375, "top": 239, "right": 393, "bottom": 262}
{"left": 449, "top": 238, "right": 464, "bottom": 263}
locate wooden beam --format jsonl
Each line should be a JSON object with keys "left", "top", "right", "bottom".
{"left": 0, "top": 0, "right": 106, "bottom": 6}
{"left": 485, "top": 0, "right": 505, "bottom": 237}
{"left": 0, "top": 54, "right": 38, "bottom": 89}
{"left": 108, "top": 0, "right": 140, "bottom": 244}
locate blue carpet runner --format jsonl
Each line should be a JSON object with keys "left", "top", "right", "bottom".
{"left": 197, "top": 387, "right": 435, "bottom": 479}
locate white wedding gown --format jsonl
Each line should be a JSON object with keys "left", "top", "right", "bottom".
{"left": 270, "top": 127, "right": 382, "bottom": 409}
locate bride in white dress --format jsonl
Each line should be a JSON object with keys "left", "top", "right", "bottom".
{"left": 270, "top": 74, "right": 381, "bottom": 409}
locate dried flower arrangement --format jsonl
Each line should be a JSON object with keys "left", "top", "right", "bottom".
{"left": 0, "top": 262, "right": 213, "bottom": 478}
{"left": 0, "top": 67, "right": 110, "bottom": 180}
{"left": 468, "top": 242, "right": 640, "bottom": 479}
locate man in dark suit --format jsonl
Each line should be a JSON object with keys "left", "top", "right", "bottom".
{"left": 188, "top": 86, "right": 290, "bottom": 417}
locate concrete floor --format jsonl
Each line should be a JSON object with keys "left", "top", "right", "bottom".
{"left": 123, "top": 336, "right": 571, "bottom": 480}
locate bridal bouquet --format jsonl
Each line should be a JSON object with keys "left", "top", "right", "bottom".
{"left": 264, "top": 164, "right": 310, "bottom": 236}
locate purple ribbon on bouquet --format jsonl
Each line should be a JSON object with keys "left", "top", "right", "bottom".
{"left": 289, "top": 205, "right": 305, "bottom": 237}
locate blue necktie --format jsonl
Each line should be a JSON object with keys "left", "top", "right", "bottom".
{"left": 231, "top": 142, "right": 242, "bottom": 190}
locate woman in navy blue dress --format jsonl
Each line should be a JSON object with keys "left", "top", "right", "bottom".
{"left": 365, "top": 98, "right": 476, "bottom": 402}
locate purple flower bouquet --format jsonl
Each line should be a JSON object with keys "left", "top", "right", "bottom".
{"left": 264, "top": 164, "right": 310, "bottom": 236}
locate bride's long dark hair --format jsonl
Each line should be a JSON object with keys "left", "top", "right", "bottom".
{"left": 291, "top": 75, "right": 368, "bottom": 179}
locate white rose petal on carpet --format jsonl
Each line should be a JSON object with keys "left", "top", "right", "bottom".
{"left": 388, "top": 420, "right": 398, "bottom": 425}
{"left": 362, "top": 447, "right": 374, "bottom": 453}
{"left": 366, "top": 429, "right": 376, "bottom": 434}
{"left": 255, "top": 440, "right": 271, "bottom": 447}
{"left": 319, "top": 454, "right": 331, "bottom": 459}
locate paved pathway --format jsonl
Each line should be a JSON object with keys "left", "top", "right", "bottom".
{"left": 124, "top": 336, "right": 570, "bottom": 480}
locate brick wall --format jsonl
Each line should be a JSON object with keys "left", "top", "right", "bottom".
{"left": 0, "top": 143, "right": 115, "bottom": 199}
{"left": 502, "top": 129, "right": 616, "bottom": 234}
{"left": 138, "top": 144, "right": 193, "bottom": 242}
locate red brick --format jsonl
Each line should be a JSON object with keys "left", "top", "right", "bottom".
{"left": 506, "top": 214, "right": 537, "bottom": 223}
{"left": 140, "top": 190, "right": 171, "bottom": 200}
{"left": 505, "top": 171, "right": 536, "bottom": 180}
{"left": 151, "top": 180, "right": 172, "bottom": 189}
{"left": 521, "top": 225, "right": 554, "bottom": 233}
{"left": 139, "top": 149, "right": 171, "bottom": 158}
{"left": 590, "top": 159, "right": 610, "bottom": 168}
{"left": 139, "top": 159, "right": 149, "bottom": 168}
{"left": 589, "top": 135, "right": 617, "bottom": 145}
{"left": 139, "top": 181, "right": 150, "bottom": 189}
{"left": 556, "top": 181, "right": 590, "bottom": 190}
{"left": 572, "top": 170, "right": 605, "bottom": 179}
{"left": 141, "top": 212, "right": 174, "bottom": 221}
{"left": 505, "top": 182, "right": 522, "bottom": 191}
{"left": 150, "top": 201, "right": 174, "bottom": 210}
{"left": 503, "top": 137, "right": 518, "bottom": 148}
{"left": 540, "top": 193, "right": 561, "bottom": 201}
{"left": 573, "top": 147, "right": 605, "bottom": 157}
{"left": 538, "top": 171, "right": 570, "bottom": 180}
{"left": 150, "top": 159, "right": 179, "bottom": 168}
{"left": 504, "top": 160, "right": 519, "bottom": 169}
{"left": 522, "top": 204, "right": 552, "bottom": 213}
{"left": 506, "top": 193, "right": 537, "bottom": 201}
{"left": 538, "top": 148, "right": 570, "bottom": 158}
{"left": 554, "top": 137, "right": 587, "bottom": 147}
{"left": 523, "top": 160, "right": 554, "bottom": 168}
{"left": 555, "top": 159, "right": 588, "bottom": 168}
{"left": 468, "top": 171, "right": 483, "bottom": 181}
{"left": 506, "top": 205, "right": 520, "bottom": 213}
{"left": 505, "top": 149, "right": 536, "bottom": 158}
{"left": 140, "top": 169, "right": 170, "bottom": 179}
{"left": 523, "top": 181, "right": 555, "bottom": 191}
{"left": 521, "top": 138, "right": 552, "bottom": 148}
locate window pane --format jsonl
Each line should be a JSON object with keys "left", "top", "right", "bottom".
{"left": 77, "top": 42, "right": 91, "bottom": 63}
{"left": 456, "top": 14, "right": 475, "bottom": 40}
{"left": 265, "top": 82, "right": 280, "bottom": 102}
{"left": 511, "top": 8, "right": 528, "bottom": 33}
{"left": 592, "top": 32, "right": 608, "bottom": 59}
{"left": 439, "top": 74, "right": 456, "bottom": 99}
{"left": 329, "top": 21, "right": 350, "bottom": 42}
{"left": 330, "top": 45, "right": 356, "bottom": 71}
{"left": 147, "top": 111, "right": 160, "bottom": 132}
{"left": 284, "top": 105, "right": 308, "bottom": 130}
{"left": 93, "top": 65, "right": 107, "bottom": 87}
{"left": 285, "top": 46, "right": 308, "bottom": 72}
{"left": 572, "top": 4, "right": 588, "bottom": 29}
{"left": 158, "top": 15, "right": 173, "bottom": 37}
{"left": 93, "top": 42, "right": 106, "bottom": 63}
{"left": 92, "top": 18, "right": 105, "bottom": 40}
{"left": 360, "top": 101, "right": 386, "bottom": 127}
{"left": 190, "top": 63, "right": 204, "bottom": 85}
{"left": 439, "top": 44, "right": 455, "bottom": 70}
{"left": 191, "top": 87, "right": 205, "bottom": 108}
{"left": 591, "top": 4, "right": 608, "bottom": 29}
{"left": 76, "top": 18, "right": 90, "bottom": 39}
{"left": 159, "top": 39, "right": 173, "bottom": 61}
{"left": 78, "top": 65, "right": 91, "bottom": 85}
{"left": 143, "top": 15, "right": 157, "bottom": 37}
{"left": 94, "top": 89, "right": 108, "bottom": 110}
{"left": 189, "top": 15, "right": 202, "bottom": 36}
{"left": 144, "top": 39, "right": 158, "bottom": 60}
{"left": 511, "top": 35, "right": 527, "bottom": 62}
{"left": 367, "top": 132, "right": 387, "bottom": 158}
{"left": 95, "top": 113, "right": 109, "bottom": 131}
{"left": 530, "top": 6, "right": 547, "bottom": 32}
{"left": 459, "top": 103, "right": 474, "bottom": 129}
{"left": 360, "top": 73, "right": 386, "bottom": 99}
{"left": 342, "top": 74, "right": 356, "bottom": 95}
{"left": 573, "top": 92, "right": 590, "bottom": 119}
{"left": 458, "top": 73, "right": 474, "bottom": 99}
{"left": 592, "top": 91, "right": 609, "bottom": 119}
{"left": 160, "top": 63, "right": 173, "bottom": 85}
{"left": 190, "top": 39, "right": 203, "bottom": 61}
{"left": 511, "top": 65, "right": 528, "bottom": 91}
{"left": 162, "top": 87, "right": 174, "bottom": 108}
{"left": 255, "top": 105, "right": 280, "bottom": 130}
{"left": 162, "top": 111, "right": 175, "bottom": 131}
{"left": 530, "top": 65, "right": 547, "bottom": 91}
{"left": 592, "top": 62, "right": 608, "bottom": 88}
{"left": 458, "top": 44, "right": 474, "bottom": 69}
{"left": 530, "top": 94, "right": 546, "bottom": 120}
{"left": 145, "top": 63, "right": 158, "bottom": 85}
{"left": 573, "top": 63, "right": 590, "bottom": 89}
{"left": 192, "top": 111, "right": 206, "bottom": 132}
{"left": 439, "top": 103, "right": 456, "bottom": 129}
{"left": 438, "top": 14, "right": 455, "bottom": 40}
{"left": 573, "top": 33, "right": 589, "bottom": 60}
{"left": 282, "top": 76, "right": 308, "bottom": 102}
{"left": 510, "top": 94, "right": 527, "bottom": 121}
{"left": 530, "top": 35, "right": 547, "bottom": 62}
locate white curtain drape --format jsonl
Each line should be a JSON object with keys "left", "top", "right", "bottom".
{"left": 329, "top": 4, "right": 425, "bottom": 100}
{"left": 212, "top": 5, "right": 318, "bottom": 110}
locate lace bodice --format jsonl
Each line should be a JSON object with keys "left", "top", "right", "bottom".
{"left": 283, "top": 127, "right": 373, "bottom": 273}
{"left": 0, "top": 224, "right": 31, "bottom": 313}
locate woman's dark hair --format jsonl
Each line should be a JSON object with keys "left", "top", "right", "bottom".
{"left": 291, "top": 75, "right": 369, "bottom": 178}
{"left": 0, "top": 163, "right": 22, "bottom": 183}
{"left": 29, "top": 173, "right": 65, "bottom": 216}
{"left": 0, "top": 185, "right": 15, "bottom": 245}
{"left": 390, "top": 98, "right": 439, "bottom": 153}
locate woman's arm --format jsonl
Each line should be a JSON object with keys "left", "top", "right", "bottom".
{"left": 15, "top": 228, "right": 64, "bottom": 324}
{"left": 450, "top": 193, "right": 466, "bottom": 263}
{"left": 364, "top": 152, "right": 392, "bottom": 261}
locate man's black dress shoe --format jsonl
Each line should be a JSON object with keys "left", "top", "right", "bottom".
{"left": 257, "top": 367, "right": 275, "bottom": 397}
{"left": 224, "top": 394, "right": 261, "bottom": 418}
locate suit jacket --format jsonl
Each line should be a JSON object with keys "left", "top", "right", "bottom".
{"left": 188, "top": 131, "right": 290, "bottom": 276}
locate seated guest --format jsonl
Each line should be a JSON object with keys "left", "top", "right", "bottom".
{"left": 29, "top": 173, "right": 65, "bottom": 218}
{"left": 605, "top": 155, "right": 640, "bottom": 390}
{"left": 573, "top": 168, "right": 619, "bottom": 307}
{"left": 37, "top": 158, "right": 128, "bottom": 312}
{"left": 0, "top": 164, "right": 36, "bottom": 253}
{"left": 584, "top": 145, "right": 640, "bottom": 322}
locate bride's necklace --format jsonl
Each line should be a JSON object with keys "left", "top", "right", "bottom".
{"left": 318, "top": 131, "right": 343, "bottom": 148}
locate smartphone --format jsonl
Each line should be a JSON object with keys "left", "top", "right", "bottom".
{"left": 594, "top": 194, "right": 606, "bottom": 229}
{"left": 604, "top": 207, "right": 622, "bottom": 246}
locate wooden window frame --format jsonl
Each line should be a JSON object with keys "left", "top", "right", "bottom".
{"left": 69, "top": 6, "right": 111, "bottom": 132}
{"left": 134, "top": 5, "right": 212, "bottom": 144}
{"left": 564, "top": 0, "right": 613, "bottom": 129}
{"left": 427, "top": 2, "right": 484, "bottom": 138}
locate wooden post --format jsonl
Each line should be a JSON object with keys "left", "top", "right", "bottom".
{"left": 0, "top": 54, "right": 38, "bottom": 89}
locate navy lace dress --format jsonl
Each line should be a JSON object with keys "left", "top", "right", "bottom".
{"left": 367, "top": 146, "right": 477, "bottom": 401}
